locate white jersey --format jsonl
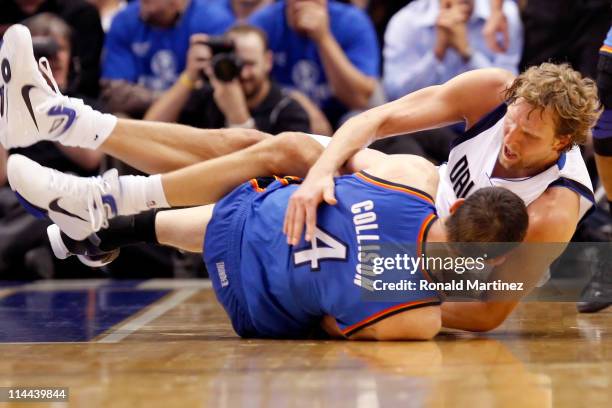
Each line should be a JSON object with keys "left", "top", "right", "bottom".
{"left": 436, "top": 104, "right": 594, "bottom": 219}
{"left": 306, "top": 110, "right": 594, "bottom": 220}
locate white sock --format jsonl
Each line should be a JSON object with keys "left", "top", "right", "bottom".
{"left": 117, "top": 174, "right": 170, "bottom": 215}
{"left": 59, "top": 99, "right": 117, "bottom": 149}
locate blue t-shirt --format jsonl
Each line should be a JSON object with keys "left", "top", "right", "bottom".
{"left": 249, "top": 0, "right": 380, "bottom": 125}
{"left": 102, "top": 0, "right": 233, "bottom": 91}
{"left": 209, "top": 0, "right": 235, "bottom": 19}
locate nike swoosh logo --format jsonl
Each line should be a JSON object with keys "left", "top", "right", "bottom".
{"left": 47, "top": 105, "right": 76, "bottom": 136}
{"left": 49, "top": 198, "right": 87, "bottom": 222}
{"left": 21, "top": 84, "right": 39, "bottom": 130}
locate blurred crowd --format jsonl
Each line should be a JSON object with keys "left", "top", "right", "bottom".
{"left": 0, "top": 0, "right": 610, "bottom": 279}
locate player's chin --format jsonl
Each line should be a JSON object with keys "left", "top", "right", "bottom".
{"left": 499, "top": 153, "right": 521, "bottom": 169}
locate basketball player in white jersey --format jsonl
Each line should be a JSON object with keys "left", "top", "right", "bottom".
{"left": 284, "top": 63, "right": 601, "bottom": 331}
{"left": 0, "top": 25, "right": 601, "bottom": 331}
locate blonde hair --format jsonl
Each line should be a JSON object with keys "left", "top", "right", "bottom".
{"left": 504, "top": 63, "right": 602, "bottom": 152}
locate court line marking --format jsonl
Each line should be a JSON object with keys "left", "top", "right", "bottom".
{"left": 19, "top": 279, "right": 111, "bottom": 291}
{"left": 96, "top": 288, "right": 199, "bottom": 344}
{"left": 137, "top": 279, "right": 212, "bottom": 290}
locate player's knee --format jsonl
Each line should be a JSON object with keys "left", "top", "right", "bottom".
{"left": 270, "top": 132, "right": 323, "bottom": 175}
{"left": 469, "top": 313, "right": 507, "bottom": 333}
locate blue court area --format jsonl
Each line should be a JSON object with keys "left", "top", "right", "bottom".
{"left": 0, "top": 280, "right": 170, "bottom": 342}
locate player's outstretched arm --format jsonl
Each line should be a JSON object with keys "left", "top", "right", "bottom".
{"left": 441, "top": 188, "right": 580, "bottom": 332}
{"left": 284, "top": 68, "right": 514, "bottom": 245}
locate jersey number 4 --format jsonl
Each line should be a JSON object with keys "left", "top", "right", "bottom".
{"left": 293, "top": 227, "right": 348, "bottom": 271}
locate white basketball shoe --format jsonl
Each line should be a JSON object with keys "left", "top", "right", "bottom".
{"left": 7, "top": 154, "right": 121, "bottom": 240}
{"left": 0, "top": 24, "right": 115, "bottom": 149}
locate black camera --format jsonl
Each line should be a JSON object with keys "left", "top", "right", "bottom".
{"left": 195, "top": 36, "right": 243, "bottom": 82}
{"left": 32, "top": 36, "right": 60, "bottom": 60}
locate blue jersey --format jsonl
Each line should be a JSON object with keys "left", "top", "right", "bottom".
{"left": 102, "top": 0, "right": 233, "bottom": 91}
{"left": 249, "top": 1, "right": 380, "bottom": 124}
{"left": 209, "top": 0, "right": 235, "bottom": 20}
{"left": 204, "top": 173, "right": 441, "bottom": 339}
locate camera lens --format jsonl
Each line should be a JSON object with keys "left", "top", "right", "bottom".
{"left": 212, "top": 54, "right": 243, "bottom": 82}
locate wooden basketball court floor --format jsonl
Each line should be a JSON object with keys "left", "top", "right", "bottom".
{"left": 0, "top": 279, "right": 611, "bottom": 408}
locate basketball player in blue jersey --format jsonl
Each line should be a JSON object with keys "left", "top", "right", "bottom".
{"left": 0, "top": 24, "right": 600, "bottom": 331}
{"left": 7, "top": 149, "right": 528, "bottom": 339}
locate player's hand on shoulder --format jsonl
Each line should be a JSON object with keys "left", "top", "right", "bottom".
{"left": 284, "top": 171, "right": 337, "bottom": 246}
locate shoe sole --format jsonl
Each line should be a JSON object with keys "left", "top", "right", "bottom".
{"left": 47, "top": 224, "right": 119, "bottom": 268}
{"left": 577, "top": 302, "right": 612, "bottom": 313}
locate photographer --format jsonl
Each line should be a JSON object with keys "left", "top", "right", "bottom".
{"left": 145, "top": 25, "right": 311, "bottom": 134}
{"left": 101, "top": 0, "right": 233, "bottom": 118}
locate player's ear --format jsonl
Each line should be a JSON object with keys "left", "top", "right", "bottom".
{"left": 553, "top": 134, "right": 571, "bottom": 152}
{"left": 449, "top": 198, "right": 466, "bottom": 214}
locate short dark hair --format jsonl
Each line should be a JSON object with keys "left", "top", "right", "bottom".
{"left": 227, "top": 24, "right": 269, "bottom": 50}
{"left": 445, "top": 187, "right": 529, "bottom": 256}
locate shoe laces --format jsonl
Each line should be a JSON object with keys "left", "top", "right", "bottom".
{"left": 35, "top": 57, "right": 84, "bottom": 115}
{"left": 48, "top": 170, "right": 112, "bottom": 233}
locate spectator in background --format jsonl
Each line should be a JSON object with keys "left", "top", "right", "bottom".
{"left": 375, "top": 0, "right": 520, "bottom": 162}
{"left": 100, "top": 0, "right": 233, "bottom": 117}
{"left": 0, "top": 0, "right": 104, "bottom": 99}
{"left": 249, "top": 0, "right": 381, "bottom": 127}
{"left": 87, "top": 0, "right": 127, "bottom": 32}
{"left": 383, "top": 0, "right": 522, "bottom": 101}
{"left": 518, "top": 0, "right": 610, "bottom": 80}
{"left": 362, "top": 0, "right": 413, "bottom": 58}
{"left": 0, "top": 13, "right": 103, "bottom": 279}
{"left": 212, "top": 0, "right": 274, "bottom": 22}
{"left": 208, "top": 0, "right": 331, "bottom": 133}
{"left": 481, "top": 0, "right": 508, "bottom": 53}
{"left": 145, "top": 25, "right": 311, "bottom": 134}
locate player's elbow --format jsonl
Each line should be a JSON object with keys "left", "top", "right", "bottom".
{"left": 413, "top": 315, "right": 442, "bottom": 340}
{"left": 468, "top": 306, "right": 513, "bottom": 332}
{"left": 373, "top": 308, "right": 441, "bottom": 341}
{"left": 468, "top": 316, "right": 505, "bottom": 333}
{"left": 407, "top": 311, "right": 441, "bottom": 340}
